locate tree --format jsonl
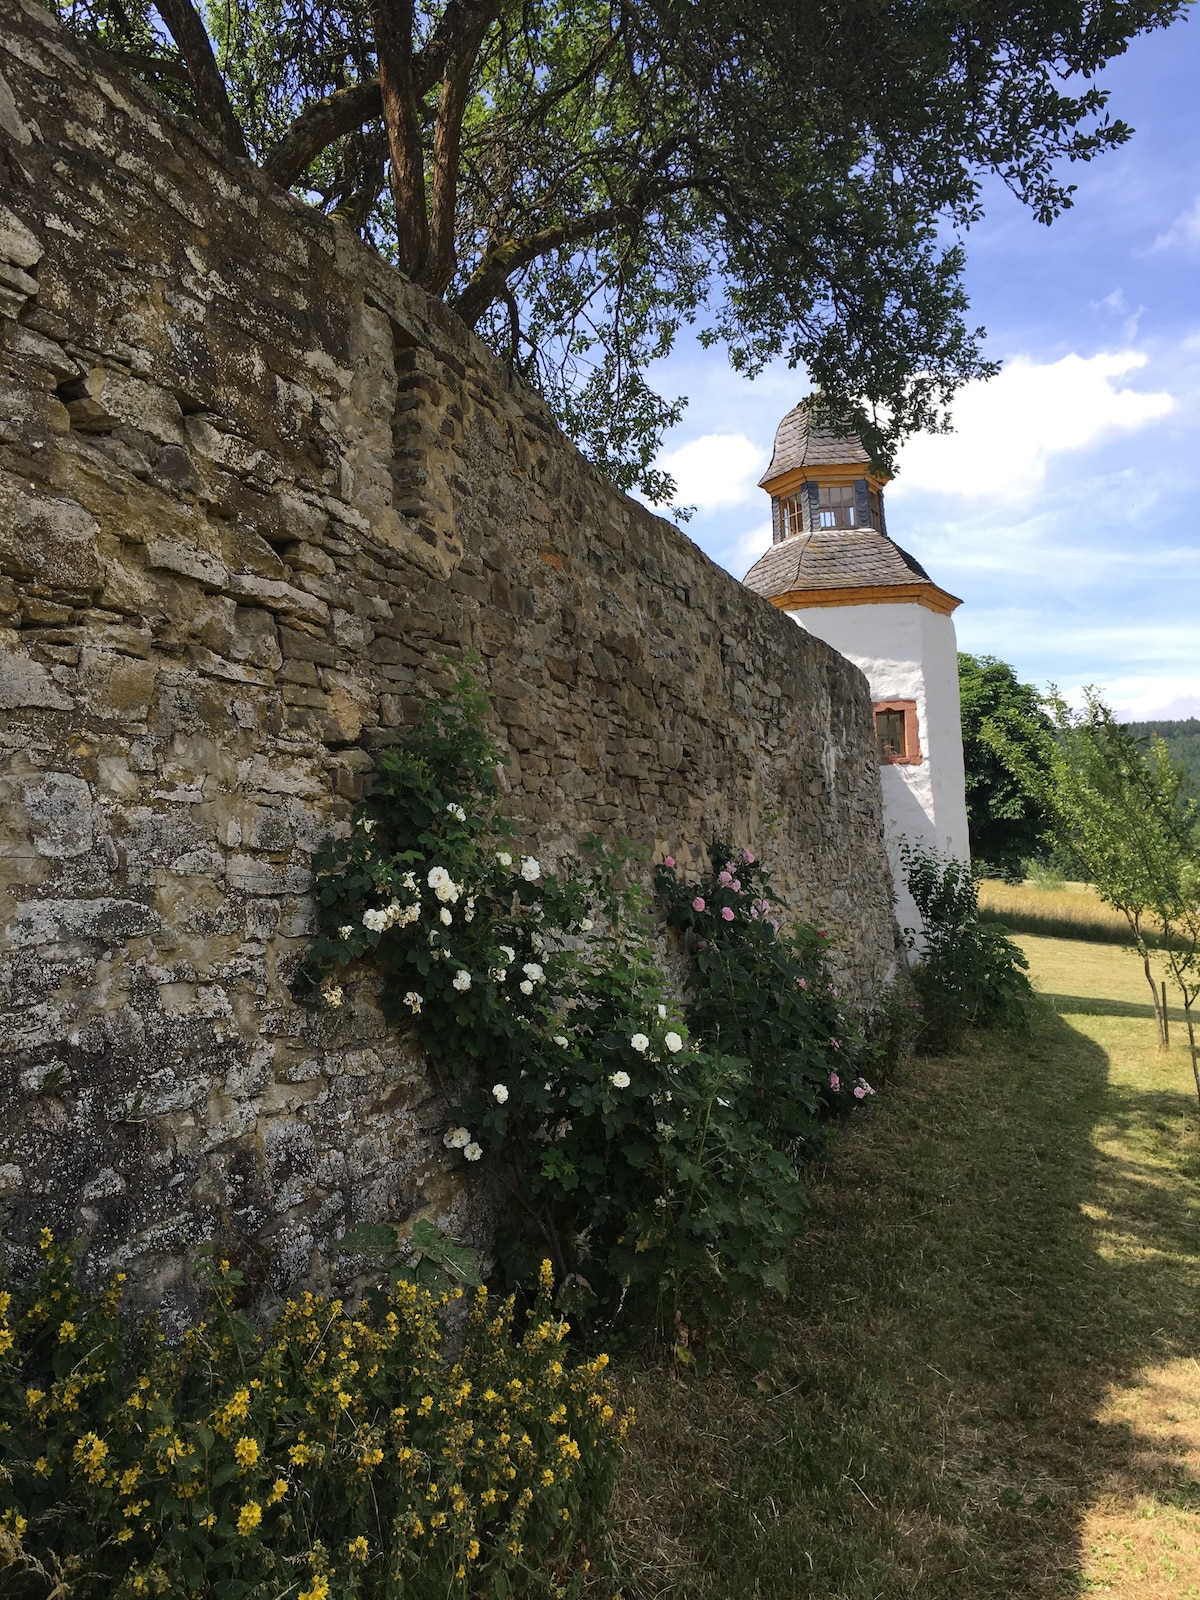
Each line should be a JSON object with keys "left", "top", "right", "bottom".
{"left": 958, "top": 653, "right": 1054, "bottom": 880}
{"left": 992, "top": 688, "right": 1200, "bottom": 1077}
{"left": 49, "top": 0, "right": 1186, "bottom": 496}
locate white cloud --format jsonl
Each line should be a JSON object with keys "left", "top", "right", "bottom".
{"left": 890, "top": 352, "right": 1174, "bottom": 502}
{"left": 1108, "top": 687, "right": 1200, "bottom": 721}
{"left": 718, "top": 519, "right": 773, "bottom": 580}
{"left": 1151, "top": 195, "right": 1200, "bottom": 254}
{"left": 656, "top": 432, "right": 768, "bottom": 513}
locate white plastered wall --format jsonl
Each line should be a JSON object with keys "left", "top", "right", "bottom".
{"left": 784, "top": 600, "right": 970, "bottom": 944}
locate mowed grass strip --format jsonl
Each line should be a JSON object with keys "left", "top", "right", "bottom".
{"left": 606, "top": 935, "right": 1200, "bottom": 1598}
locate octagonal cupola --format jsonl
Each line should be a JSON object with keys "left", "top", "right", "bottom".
{"left": 759, "top": 398, "right": 888, "bottom": 542}
{"left": 746, "top": 399, "right": 960, "bottom": 618}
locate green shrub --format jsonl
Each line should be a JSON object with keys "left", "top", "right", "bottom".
{"left": 901, "top": 843, "right": 1034, "bottom": 1054}
{"left": 297, "top": 669, "right": 870, "bottom": 1330}
{"left": 0, "top": 1235, "right": 624, "bottom": 1599}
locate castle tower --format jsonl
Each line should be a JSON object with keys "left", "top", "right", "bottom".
{"left": 743, "top": 400, "right": 970, "bottom": 941}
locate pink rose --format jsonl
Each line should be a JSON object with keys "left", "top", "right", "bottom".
{"left": 692, "top": 897, "right": 705, "bottom": 912}
{"left": 663, "top": 855, "right": 675, "bottom": 868}
{"left": 853, "top": 1085, "right": 866, "bottom": 1100}
{"left": 721, "top": 906, "right": 734, "bottom": 922}
{"left": 732, "top": 879, "right": 742, "bottom": 892}
{"left": 828, "top": 1072, "right": 840, "bottom": 1092}
{"left": 742, "top": 848, "right": 755, "bottom": 864}
{"left": 830, "top": 1038, "right": 841, "bottom": 1050}
{"left": 797, "top": 977, "right": 807, "bottom": 990}
{"left": 718, "top": 869, "right": 733, "bottom": 886}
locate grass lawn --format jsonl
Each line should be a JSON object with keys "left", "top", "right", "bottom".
{"left": 606, "top": 935, "right": 1200, "bottom": 1598}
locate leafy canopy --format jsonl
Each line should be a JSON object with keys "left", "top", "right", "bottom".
{"left": 51, "top": 0, "right": 1186, "bottom": 495}
{"left": 958, "top": 652, "right": 1055, "bottom": 879}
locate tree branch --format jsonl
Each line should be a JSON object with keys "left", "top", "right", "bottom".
{"left": 259, "top": 0, "right": 491, "bottom": 193}
{"left": 453, "top": 204, "right": 642, "bottom": 327}
{"left": 154, "top": 0, "right": 247, "bottom": 158}
{"left": 261, "top": 81, "right": 384, "bottom": 190}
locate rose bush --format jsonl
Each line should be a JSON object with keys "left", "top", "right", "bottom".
{"left": 298, "top": 669, "right": 879, "bottom": 1329}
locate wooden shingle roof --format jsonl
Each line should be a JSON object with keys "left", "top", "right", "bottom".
{"left": 743, "top": 529, "right": 961, "bottom": 615}
{"left": 759, "top": 400, "right": 872, "bottom": 486}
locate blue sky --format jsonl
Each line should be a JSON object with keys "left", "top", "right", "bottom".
{"left": 643, "top": 15, "right": 1200, "bottom": 721}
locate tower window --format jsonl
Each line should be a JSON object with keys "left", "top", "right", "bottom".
{"left": 869, "top": 489, "right": 883, "bottom": 530}
{"left": 777, "top": 495, "right": 805, "bottom": 539}
{"left": 874, "top": 700, "right": 921, "bottom": 764}
{"left": 818, "top": 483, "right": 857, "bottom": 528}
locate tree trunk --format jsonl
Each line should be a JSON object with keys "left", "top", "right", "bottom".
{"left": 1143, "top": 950, "right": 1168, "bottom": 1049}
{"left": 1186, "top": 1000, "right": 1200, "bottom": 1114}
{"left": 154, "top": 0, "right": 247, "bottom": 159}
{"left": 371, "top": 0, "right": 431, "bottom": 282}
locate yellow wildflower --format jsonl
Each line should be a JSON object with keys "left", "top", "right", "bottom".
{"left": 236, "top": 1501, "right": 262, "bottom": 1536}
{"left": 267, "top": 1479, "right": 288, "bottom": 1505}
{"left": 347, "top": 1535, "right": 368, "bottom": 1560}
{"left": 57, "top": 1320, "right": 77, "bottom": 1344}
{"left": 233, "top": 1436, "right": 260, "bottom": 1469}
{"left": 298, "top": 1579, "right": 329, "bottom": 1600}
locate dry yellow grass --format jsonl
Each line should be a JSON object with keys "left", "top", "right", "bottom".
{"left": 978, "top": 878, "right": 1151, "bottom": 945}
{"left": 1082, "top": 1360, "right": 1200, "bottom": 1596}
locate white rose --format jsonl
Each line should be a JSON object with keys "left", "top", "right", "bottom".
{"left": 580, "top": 918, "right": 594, "bottom": 933}
{"left": 401, "top": 871, "right": 417, "bottom": 891}
{"left": 492, "top": 1083, "right": 509, "bottom": 1103}
{"left": 452, "top": 970, "right": 472, "bottom": 992}
{"left": 553, "top": 1035, "right": 569, "bottom": 1048}
{"left": 630, "top": 1033, "right": 649, "bottom": 1053}
{"left": 360, "top": 818, "right": 376, "bottom": 835}
{"left": 496, "top": 851, "right": 513, "bottom": 868}
{"left": 520, "top": 856, "right": 541, "bottom": 882}
{"left": 443, "top": 1126, "right": 471, "bottom": 1149}
{"left": 427, "top": 865, "right": 460, "bottom": 904}
{"left": 657, "top": 1004, "right": 667, "bottom": 1019}
{"left": 522, "top": 962, "right": 544, "bottom": 983}
{"left": 519, "top": 980, "right": 534, "bottom": 996}
{"left": 463, "top": 1142, "right": 483, "bottom": 1162}
{"left": 439, "top": 907, "right": 453, "bottom": 926}
{"left": 338, "top": 925, "right": 354, "bottom": 940}
{"left": 404, "top": 991, "right": 423, "bottom": 1013}
{"left": 610, "top": 1070, "right": 631, "bottom": 1089}
{"left": 446, "top": 802, "right": 466, "bottom": 821}
{"left": 664, "top": 1031, "right": 683, "bottom": 1053}
{"left": 362, "top": 908, "right": 388, "bottom": 932}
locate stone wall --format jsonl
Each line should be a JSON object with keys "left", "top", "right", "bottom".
{"left": 0, "top": 0, "right": 898, "bottom": 1306}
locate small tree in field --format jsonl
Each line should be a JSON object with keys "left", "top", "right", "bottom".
{"left": 991, "top": 689, "right": 1200, "bottom": 1089}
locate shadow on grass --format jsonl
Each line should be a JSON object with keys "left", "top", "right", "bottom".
{"left": 1043, "top": 991, "right": 1190, "bottom": 1024}
{"left": 612, "top": 1008, "right": 1200, "bottom": 1599}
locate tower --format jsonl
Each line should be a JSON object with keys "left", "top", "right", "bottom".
{"left": 743, "top": 400, "right": 970, "bottom": 941}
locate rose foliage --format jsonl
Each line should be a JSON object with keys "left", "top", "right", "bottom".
{"left": 298, "top": 668, "right": 881, "bottom": 1329}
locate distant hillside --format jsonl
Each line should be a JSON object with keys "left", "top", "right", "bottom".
{"left": 1122, "top": 719, "right": 1200, "bottom": 802}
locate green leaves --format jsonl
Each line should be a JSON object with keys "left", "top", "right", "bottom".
{"left": 900, "top": 842, "right": 1034, "bottom": 1054}
{"left": 54, "top": 0, "right": 1186, "bottom": 492}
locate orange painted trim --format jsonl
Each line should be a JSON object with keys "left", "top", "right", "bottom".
{"left": 770, "top": 583, "right": 961, "bottom": 616}
{"left": 760, "top": 463, "right": 891, "bottom": 498}
{"left": 874, "top": 699, "right": 922, "bottom": 765}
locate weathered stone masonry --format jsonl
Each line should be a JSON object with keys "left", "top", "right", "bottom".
{"left": 0, "top": 0, "right": 898, "bottom": 1306}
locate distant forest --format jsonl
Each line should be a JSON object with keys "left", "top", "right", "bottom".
{"left": 1122, "top": 719, "right": 1200, "bottom": 802}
